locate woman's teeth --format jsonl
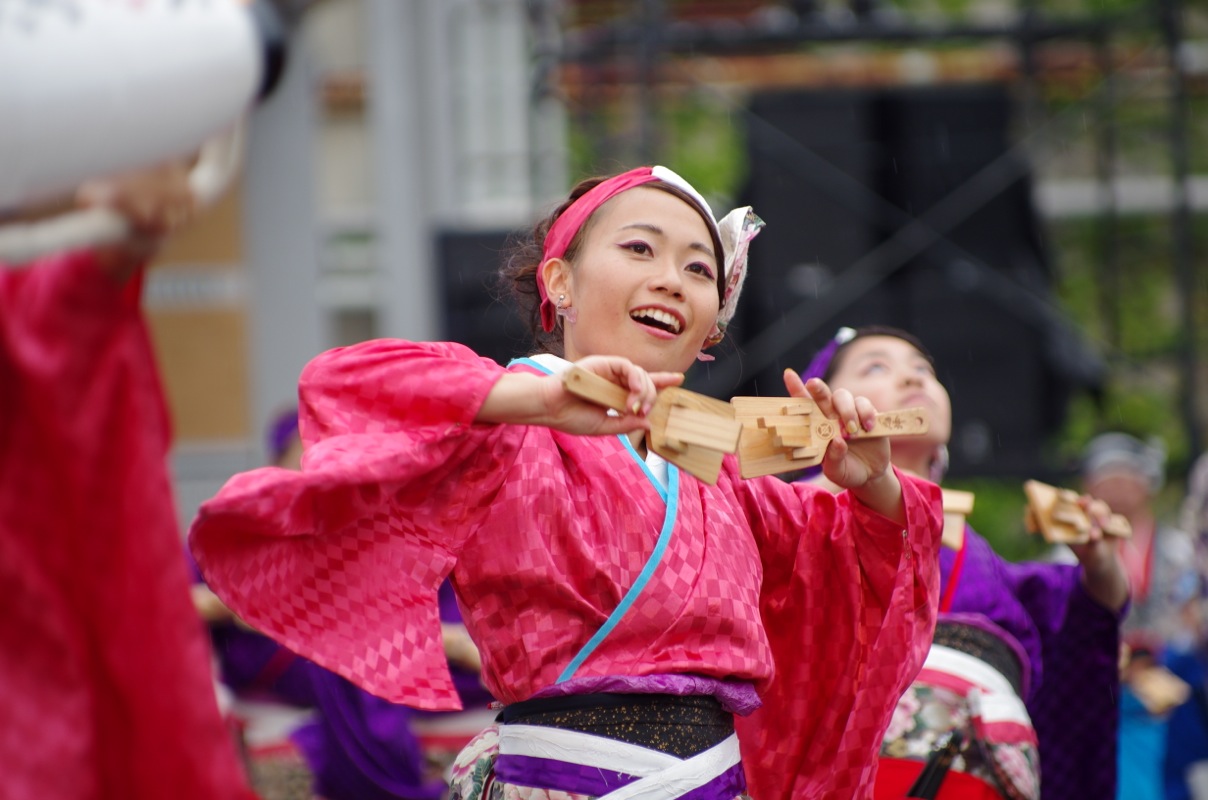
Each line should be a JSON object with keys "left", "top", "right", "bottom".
{"left": 630, "top": 308, "right": 681, "bottom": 334}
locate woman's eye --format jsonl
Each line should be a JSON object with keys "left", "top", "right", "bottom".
{"left": 686, "top": 262, "right": 716, "bottom": 280}
{"left": 622, "top": 241, "right": 651, "bottom": 255}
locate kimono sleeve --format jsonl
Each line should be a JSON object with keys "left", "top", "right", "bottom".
{"left": 1000, "top": 555, "right": 1121, "bottom": 693}
{"left": 1004, "top": 557, "right": 1123, "bottom": 800}
{"left": 190, "top": 339, "right": 515, "bottom": 709}
{"left": 735, "top": 470, "right": 943, "bottom": 800}
{"left": 0, "top": 250, "right": 145, "bottom": 395}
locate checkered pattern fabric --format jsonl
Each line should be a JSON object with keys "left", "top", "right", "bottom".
{"left": 191, "top": 339, "right": 944, "bottom": 797}
{"left": 735, "top": 472, "right": 943, "bottom": 800}
{"left": 0, "top": 252, "right": 254, "bottom": 799}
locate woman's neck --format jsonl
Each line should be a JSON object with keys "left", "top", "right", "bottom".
{"left": 890, "top": 447, "right": 933, "bottom": 483}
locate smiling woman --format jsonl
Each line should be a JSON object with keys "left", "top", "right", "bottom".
{"left": 189, "top": 166, "right": 945, "bottom": 800}
{"left": 499, "top": 166, "right": 738, "bottom": 369}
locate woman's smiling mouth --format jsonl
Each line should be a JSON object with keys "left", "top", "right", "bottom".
{"left": 629, "top": 307, "right": 684, "bottom": 335}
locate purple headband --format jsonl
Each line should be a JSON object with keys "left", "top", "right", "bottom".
{"left": 801, "top": 326, "right": 857, "bottom": 384}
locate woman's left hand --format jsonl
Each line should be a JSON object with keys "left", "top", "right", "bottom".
{"left": 784, "top": 368, "right": 891, "bottom": 490}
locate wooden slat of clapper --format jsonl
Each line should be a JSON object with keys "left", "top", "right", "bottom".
{"left": 731, "top": 396, "right": 928, "bottom": 479}
{"left": 941, "top": 488, "right": 974, "bottom": 550}
{"left": 730, "top": 397, "right": 817, "bottom": 479}
{"left": 647, "top": 387, "right": 741, "bottom": 485}
{"left": 1023, "top": 479, "right": 1132, "bottom": 544}
{"left": 562, "top": 367, "right": 741, "bottom": 485}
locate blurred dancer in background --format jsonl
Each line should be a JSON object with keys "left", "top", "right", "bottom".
{"left": 1080, "top": 433, "right": 1203, "bottom": 800}
{"left": 0, "top": 163, "right": 254, "bottom": 799}
{"left": 1164, "top": 452, "right": 1208, "bottom": 800}
{"left": 801, "top": 325, "right": 1127, "bottom": 800}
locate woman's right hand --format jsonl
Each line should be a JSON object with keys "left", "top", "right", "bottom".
{"left": 77, "top": 159, "right": 197, "bottom": 280}
{"left": 478, "top": 355, "right": 683, "bottom": 436}
{"left": 1070, "top": 495, "right": 1130, "bottom": 612}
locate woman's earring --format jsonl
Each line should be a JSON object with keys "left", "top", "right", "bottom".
{"left": 556, "top": 294, "right": 578, "bottom": 325}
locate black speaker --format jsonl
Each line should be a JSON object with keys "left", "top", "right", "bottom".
{"left": 877, "top": 85, "right": 1052, "bottom": 287}
{"left": 730, "top": 88, "right": 923, "bottom": 395}
{"left": 729, "top": 85, "right": 1101, "bottom": 478}
{"left": 435, "top": 228, "right": 531, "bottom": 367}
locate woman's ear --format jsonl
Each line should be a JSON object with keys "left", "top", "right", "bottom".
{"left": 541, "top": 257, "right": 571, "bottom": 302}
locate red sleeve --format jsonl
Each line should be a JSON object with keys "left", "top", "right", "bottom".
{"left": 0, "top": 252, "right": 253, "bottom": 798}
{"left": 298, "top": 338, "right": 503, "bottom": 440}
{"left": 0, "top": 250, "right": 140, "bottom": 339}
{"left": 190, "top": 339, "right": 515, "bottom": 709}
{"left": 0, "top": 250, "right": 142, "bottom": 392}
{"left": 734, "top": 470, "right": 943, "bottom": 800}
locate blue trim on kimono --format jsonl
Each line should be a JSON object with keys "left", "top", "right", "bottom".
{"left": 508, "top": 357, "right": 682, "bottom": 683}
{"left": 618, "top": 431, "right": 669, "bottom": 501}
{"left": 559, "top": 467, "right": 680, "bottom": 682}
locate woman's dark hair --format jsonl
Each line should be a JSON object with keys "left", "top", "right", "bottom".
{"left": 497, "top": 175, "right": 725, "bottom": 355}
{"left": 823, "top": 325, "right": 935, "bottom": 383}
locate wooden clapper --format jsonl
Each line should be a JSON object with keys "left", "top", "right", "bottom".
{"left": 1022, "top": 479, "right": 1132, "bottom": 544}
{"left": 729, "top": 397, "right": 929, "bottom": 479}
{"left": 562, "top": 367, "right": 743, "bottom": 485}
{"left": 563, "top": 367, "right": 931, "bottom": 486}
{"left": 941, "top": 488, "right": 974, "bottom": 550}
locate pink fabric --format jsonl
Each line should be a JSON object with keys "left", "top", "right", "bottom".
{"left": 538, "top": 166, "right": 659, "bottom": 331}
{"left": 736, "top": 466, "right": 943, "bottom": 800}
{"left": 189, "top": 339, "right": 943, "bottom": 796}
{"left": 0, "top": 251, "right": 253, "bottom": 800}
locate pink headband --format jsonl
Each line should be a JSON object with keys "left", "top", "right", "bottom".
{"left": 537, "top": 166, "right": 722, "bottom": 332}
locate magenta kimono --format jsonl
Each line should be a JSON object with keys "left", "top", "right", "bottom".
{"left": 190, "top": 340, "right": 943, "bottom": 799}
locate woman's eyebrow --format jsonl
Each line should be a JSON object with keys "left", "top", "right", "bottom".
{"left": 619, "top": 222, "right": 715, "bottom": 259}
{"left": 851, "top": 349, "right": 891, "bottom": 363}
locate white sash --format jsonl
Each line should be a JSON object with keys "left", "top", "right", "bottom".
{"left": 498, "top": 724, "right": 742, "bottom": 800}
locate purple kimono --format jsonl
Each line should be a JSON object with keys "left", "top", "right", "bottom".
{"left": 942, "top": 527, "right": 1122, "bottom": 799}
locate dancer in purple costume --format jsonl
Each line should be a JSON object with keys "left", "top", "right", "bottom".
{"left": 803, "top": 326, "right": 1128, "bottom": 800}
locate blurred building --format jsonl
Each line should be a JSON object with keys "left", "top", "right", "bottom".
{"left": 152, "top": 0, "right": 568, "bottom": 529}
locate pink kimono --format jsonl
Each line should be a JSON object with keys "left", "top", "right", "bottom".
{"left": 190, "top": 339, "right": 942, "bottom": 799}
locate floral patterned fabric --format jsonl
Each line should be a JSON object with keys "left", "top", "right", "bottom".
{"left": 880, "top": 683, "right": 1039, "bottom": 800}
{"left": 449, "top": 726, "right": 573, "bottom": 800}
